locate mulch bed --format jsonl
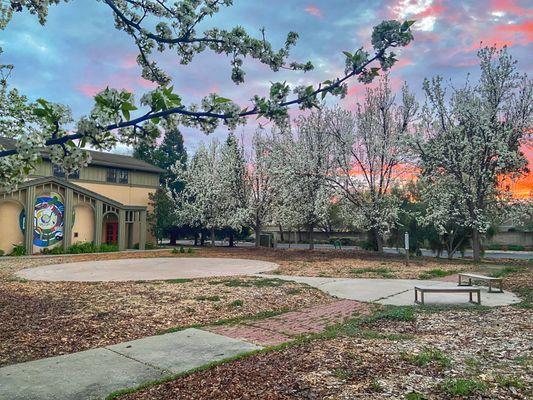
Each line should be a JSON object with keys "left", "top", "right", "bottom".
{"left": 0, "top": 265, "right": 330, "bottom": 365}
{"left": 121, "top": 305, "right": 533, "bottom": 400}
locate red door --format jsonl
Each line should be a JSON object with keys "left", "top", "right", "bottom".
{"left": 105, "top": 222, "right": 118, "bottom": 244}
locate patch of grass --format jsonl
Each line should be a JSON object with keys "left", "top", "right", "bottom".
{"left": 370, "top": 380, "right": 384, "bottom": 392}
{"left": 405, "top": 392, "right": 427, "bottom": 400}
{"left": 164, "top": 278, "right": 193, "bottom": 284}
{"left": 514, "top": 355, "right": 532, "bottom": 366}
{"left": 350, "top": 267, "right": 394, "bottom": 278}
{"left": 496, "top": 375, "right": 525, "bottom": 389}
{"left": 332, "top": 368, "right": 354, "bottom": 380}
{"left": 158, "top": 307, "right": 291, "bottom": 335}
{"left": 209, "top": 278, "right": 287, "bottom": 288}
{"left": 490, "top": 265, "right": 526, "bottom": 278}
{"left": 366, "top": 306, "right": 415, "bottom": 323}
{"left": 358, "top": 329, "right": 413, "bottom": 341}
{"left": 464, "top": 356, "right": 481, "bottom": 370}
{"left": 402, "top": 348, "right": 451, "bottom": 368}
{"left": 230, "top": 299, "right": 244, "bottom": 307}
{"left": 441, "top": 378, "right": 486, "bottom": 396}
{"left": 323, "top": 306, "right": 414, "bottom": 339}
{"left": 514, "top": 287, "right": 532, "bottom": 309}
{"left": 194, "top": 295, "right": 220, "bottom": 302}
{"left": 418, "top": 268, "right": 456, "bottom": 280}
{"left": 7, "top": 276, "right": 28, "bottom": 283}
{"left": 286, "top": 288, "right": 301, "bottom": 295}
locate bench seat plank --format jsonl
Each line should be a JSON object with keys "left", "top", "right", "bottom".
{"left": 459, "top": 273, "right": 501, "bottom": 281}
{"left": 458, "top": 273, "right": 503, "bottom": 293}
{"left": 414, "top": 286, "right": 481, "bottom": 305}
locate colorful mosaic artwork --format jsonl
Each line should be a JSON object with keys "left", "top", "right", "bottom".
{"left": 33, "top": 193, "right": 64, "bottom": 247}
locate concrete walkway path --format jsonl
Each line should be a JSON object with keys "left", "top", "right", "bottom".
{"left": 16, "top": 257, "right": 278, "bottom": 282}
{"left": 258, "top": 274, "right": 521, "bottom": 307}
{"left": 0, "top": 329, "right": 260, "bottom": 400}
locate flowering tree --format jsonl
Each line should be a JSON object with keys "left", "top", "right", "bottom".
{"left": 417, "top": 176, "right": 471, "bottom": 258}
{"left": 327, "top": 77, "right": 418, "bottom": 252}
{"left": 270, "top": 114, "right": 334, "bottom": 250}
{"left": 174, "top": 141, "right": 224, "bottom": 246}
{"left": 245, "top": 132, "right": 278, "bottom": 247}
{"left": 218, "top": 132, "right": 249, "bottom": 246}
{"left": 0, "top": 0, "right": 415, "bottom": 188}
{"left": 413, "top": 46, "right": 532, "bottom": 261}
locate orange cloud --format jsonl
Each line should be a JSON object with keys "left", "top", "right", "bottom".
{"left": 305, "top": 5, "right": 323, "bottom": 18}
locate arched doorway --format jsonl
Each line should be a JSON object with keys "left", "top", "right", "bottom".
{"left": 102, "top": 213, "right": 119, "bottom": 245}
{"left": 0, "top": 201, "right": 24, "bottom": 255}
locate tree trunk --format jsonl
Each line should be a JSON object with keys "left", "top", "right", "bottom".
{"left": 210, "top": 227, "right": 216, "bottom": 247}
{"left": 254, "top": 226, "right": 261, "bottom": 247}
{"left": 169, "top": 228, "right": 177, "bottom": 246}
{"left": 194, "top": 233, "right": 198, "bottom": 247}
{"left": 369, "top": 229, "right": 384, "bottom": 253}
{"left": 229, "top": 232, "right": 234, "bottom": 247}
{"left": 278, "top": 223, "right": 284, "bottom": 242}
{"left": 472, "top": 228, "right": 481, "bottom": 262}
{"left": 308, "top": 224, "right": 314, "bottom": 250}
{"left": 200, "top": 232, "right": 205, "bottom": 247}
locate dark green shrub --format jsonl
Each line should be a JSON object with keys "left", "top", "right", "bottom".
{"left": 10, "top": 245, "right": 26, "bottom": 256}
{"left": 0, "top": 249, "right": 4, "bottom": 256}
{"left": 98, "top": 244, "right": 118, "bottom": 252}
{"left": 145, "top": 242, "right": 157, "bottom": 249}
{"left": 187, "top": 247, "right": 194, "bottom": 254}
{"left": 41, "top": 246, "right": 64, "bottom": 255}
{"left": 179, "top": 246, "right": 185, "bottom": 253}
{"left": 68, "top": 242, "right": 98, "bottom": 254}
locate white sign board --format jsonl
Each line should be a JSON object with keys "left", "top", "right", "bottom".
{"left": 404, "top": 232, "right": 409, "bottom": 250}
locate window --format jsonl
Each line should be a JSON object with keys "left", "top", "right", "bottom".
{"left": 107, "top": 168, "right": 129, "bottom": 184}
{"left": 118, "top": 169, "right": 129, "bottom": 184}
{"left": 106, "top": 168, "right": 117, "bottom": 183}
{"left": 53, "top": 164, "right": 79, "bottom": 179}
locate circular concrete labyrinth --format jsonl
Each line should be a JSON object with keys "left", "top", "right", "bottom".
{"left": 16, "top": 257, "right": 279, "bottom": 282}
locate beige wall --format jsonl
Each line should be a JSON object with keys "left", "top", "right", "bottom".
{"left": 72, "top": 205, "right": 95, "bottom": 244}
{"left": 75, "top": 182, "right": 156, "bottom": 245}
{"left": 0, "top": 201, "right": 24, "bottom": 255}
{"left": 74, "top": 182, "right": 155, "bottom": 208}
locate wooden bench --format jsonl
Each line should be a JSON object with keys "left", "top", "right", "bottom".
{"left": 458, "top": 273, "right": 503, "bottom": 293}
{"left": 414, "top": 286, "right": 481, "bottom": 305}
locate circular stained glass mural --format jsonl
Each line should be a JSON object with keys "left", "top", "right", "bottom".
{"left": 33, "top": 193, "right": 64, "bottom": 247}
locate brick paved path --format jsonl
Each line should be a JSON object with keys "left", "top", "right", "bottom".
{"left": 207, "top": 300, "right": 373, "bottom": 347}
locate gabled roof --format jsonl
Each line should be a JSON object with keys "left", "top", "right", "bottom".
{"left": 0, "top": 176, "right": 147, "bottom": 210}
{"left": 0, "top": 137, "right": 165, "bottom": 174}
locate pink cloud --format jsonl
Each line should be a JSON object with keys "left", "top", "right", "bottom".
{"left": 490, "top": 0, "right": 533, "bottom": 16}
{"left": 77, "top": 84, "right": 103, "bottom": 97}
{"left": 121, "top": 53, "right": 138, "bottom": 69}
{"left": 305, "top": 5, "right": 323, "bottom": 18}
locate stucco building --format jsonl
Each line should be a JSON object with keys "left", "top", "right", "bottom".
{"left": 0, "top": 137, "right": 163, "bottom": 255}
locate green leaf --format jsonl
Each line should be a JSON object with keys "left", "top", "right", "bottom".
{"left": 151, "top": 117, "right": 160, "bottom": 124}
{"left": 215, "top": 97, "right": 232, "bottom": 103}
{"left": 33, "top": 109, "right": 48, "bottom": 118}
{"left": 342, "top": 51, "right": 353, "bottom": 59}
{"left": 122, "top": 109, "right": 130, "bottom": 121}
{"left": 121, "top": 102, "right": 137, "bottom": 111}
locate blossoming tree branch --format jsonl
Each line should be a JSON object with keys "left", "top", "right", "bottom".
{"left": 0, "top": 0, "right": 414, "bottom": 188}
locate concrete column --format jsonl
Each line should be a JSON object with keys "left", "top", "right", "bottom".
{"left": 63, "top": 188, "right": 73, "bottom": 251}
{"left": 139, "top": 210, "right": 147, "bottom": 250}
{"left": 118, "top": 209, "right": 126, "bottom": 251}
{"left": 95, "top": 200, "right": 103, "bottom": 246}
{"left": 24, "top": 186, "right": 35, "bottom": 255}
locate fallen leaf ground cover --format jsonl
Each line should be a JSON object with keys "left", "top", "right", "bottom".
{"left": 0, "top": 249, "right": 333, "bottom": 366}
{"left": 113, "top": 253, "right": 532, "bottom": 400}
{"left": 119, "top": 304, "right": 532, "bottom": 400}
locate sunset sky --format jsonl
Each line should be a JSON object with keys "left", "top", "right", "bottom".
{"left": 1, "top": 0, "right": 531, "bottom": 194}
